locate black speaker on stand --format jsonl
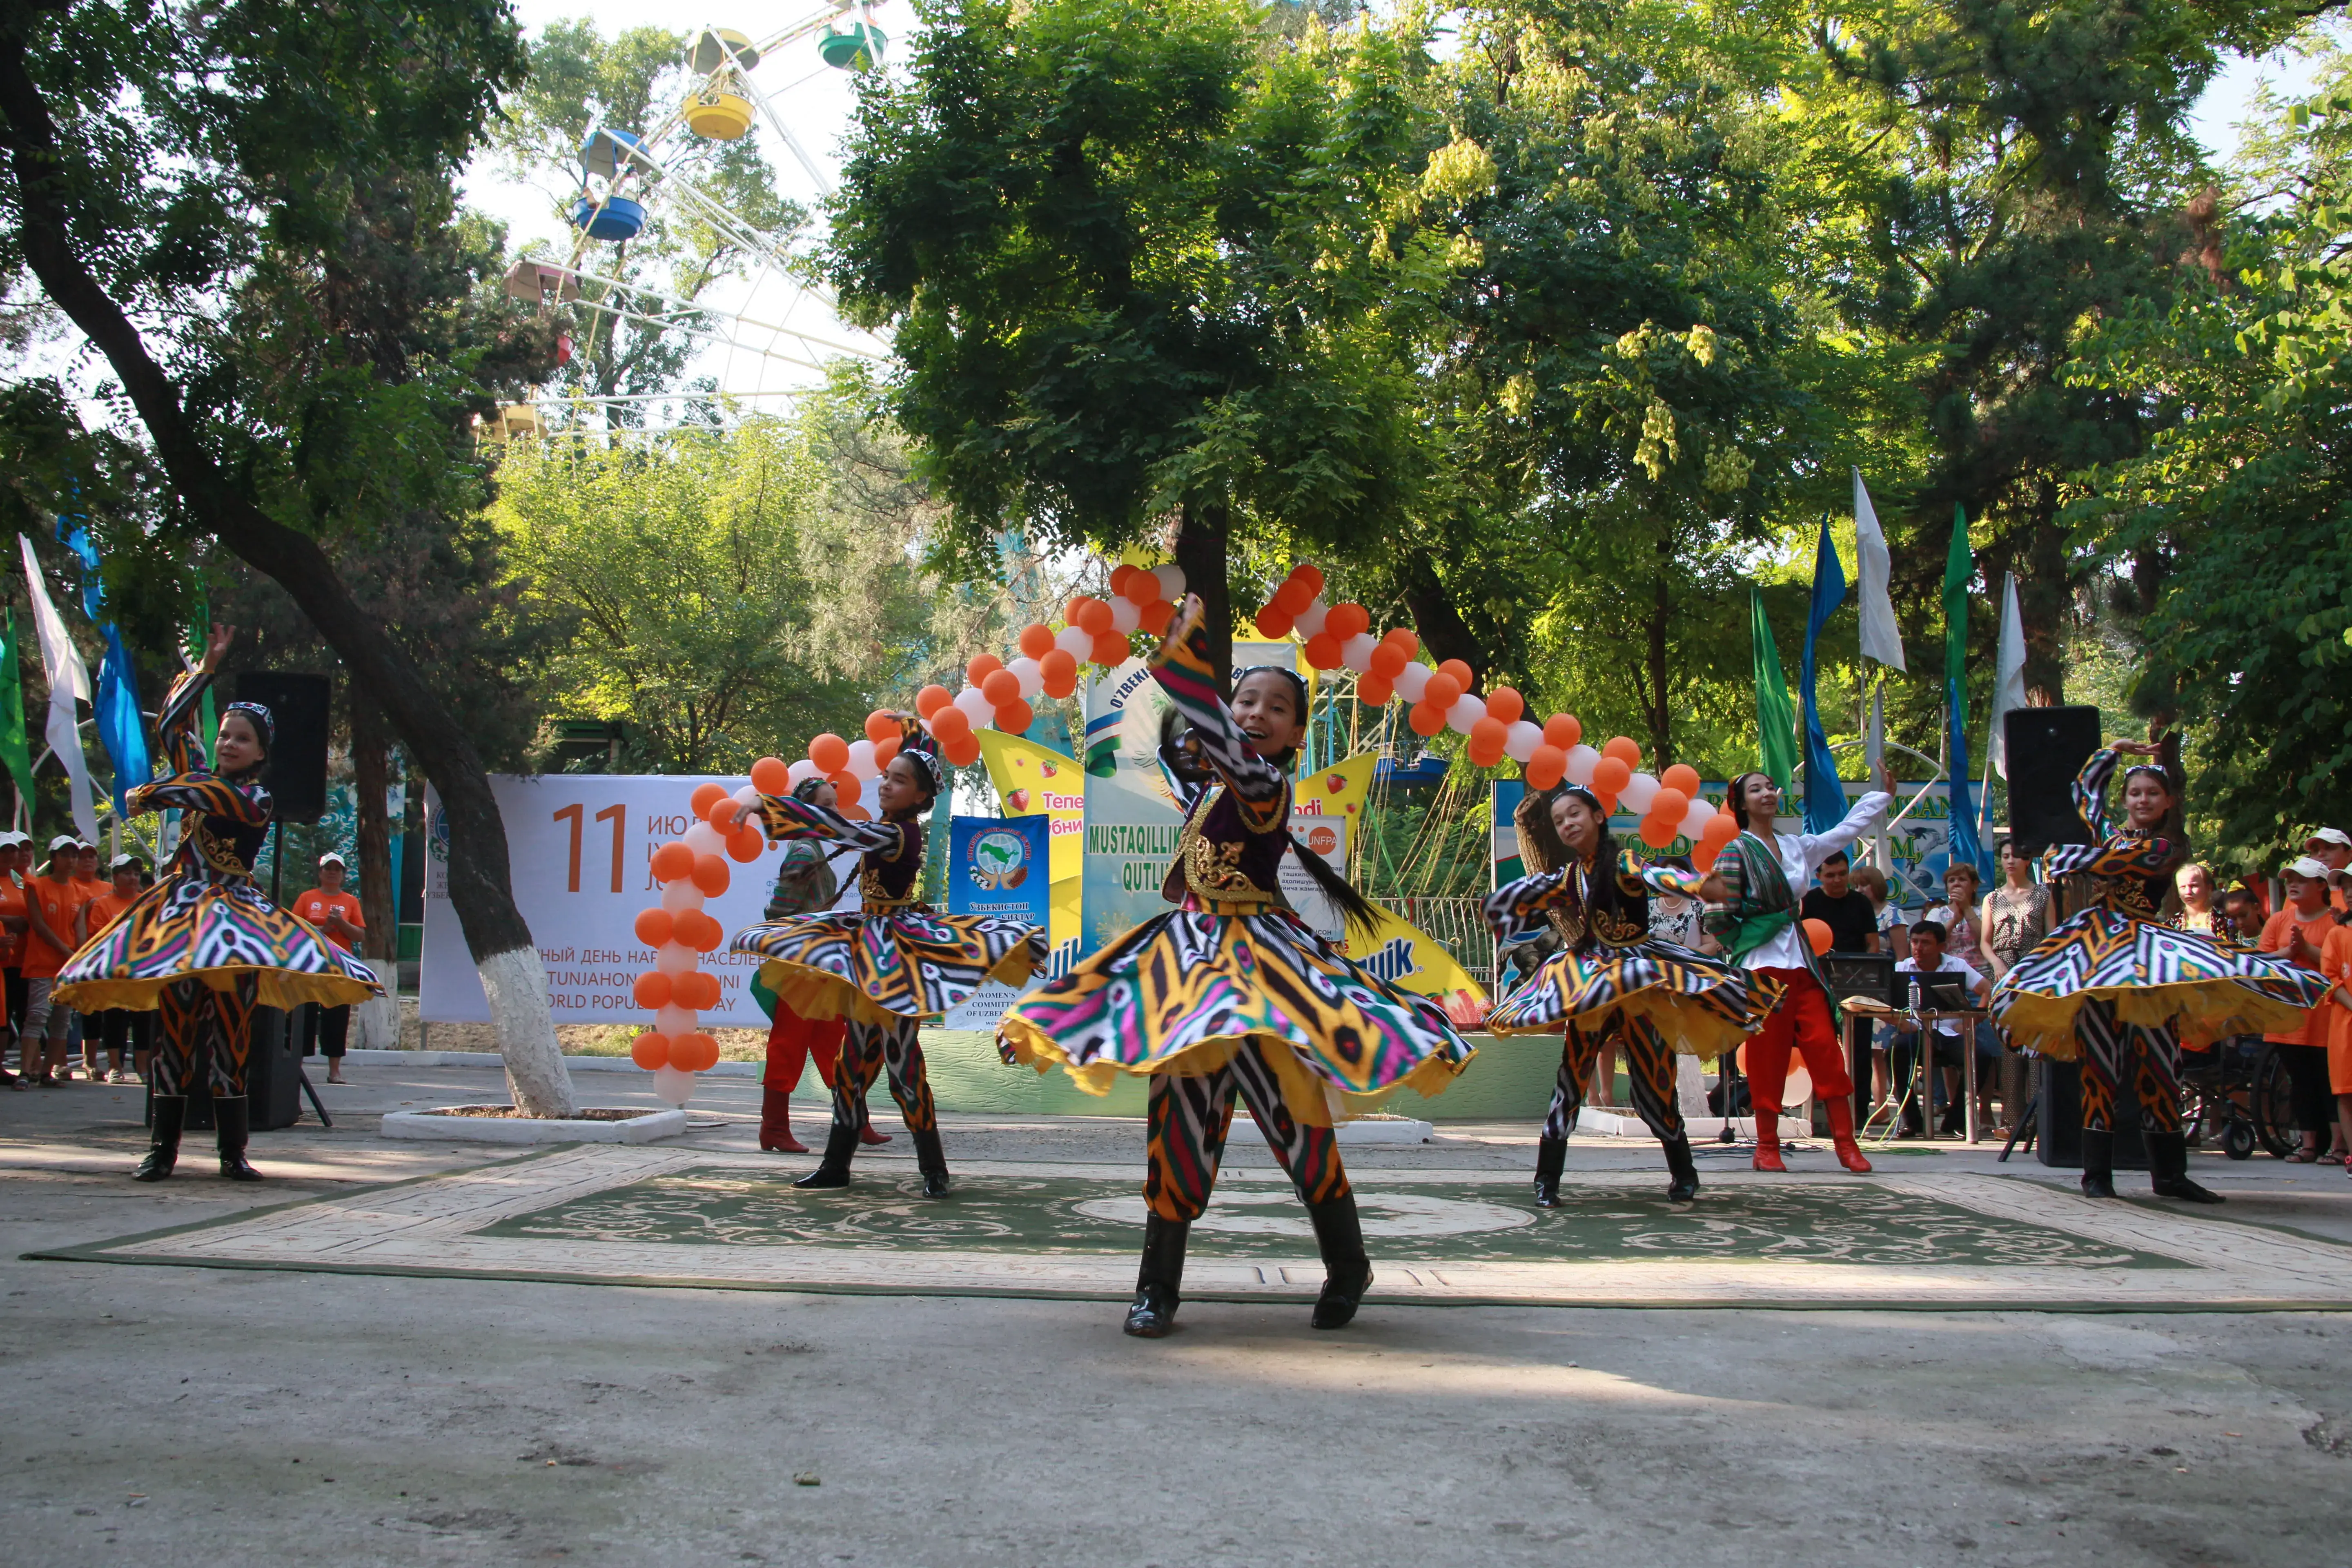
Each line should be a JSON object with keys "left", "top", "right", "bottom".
{"left": 2002, "top": 706, "right": 2103, "bottom": 855}
{"left": 147, "top": 1009, "right": 301, "bottom": 1132}
{"left": 234, "top": 673, "right": 332, "bottom": 826}
{"left": 2034, "top": 1057, "right": 2151, "bottom": 1170}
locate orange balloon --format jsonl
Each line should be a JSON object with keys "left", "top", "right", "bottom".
{"left": 1064, "top": 595, "right": 1094, "bottom": 626}
{"left": 1273, "top": 579, "right": 1315, "bottom": 617}
{"left": 1383, "top": 627, "right": 1420, "bottom": 659}
{"left": 1109, "top": 563, "right": 1138, "bottom": 597}
{"left": 966, "top": 652, "right": 1002, "bottom": 687}
{"left": 1137, "top": 599, "right": 1174, "bottom": 635}
{"left": 633, "top": 908, "right": 675, "bottom": 947}
{"left": 674, "top": 971, "right": 721, "bottom": 1011}
{"left": 915, "top": 684, "right": 953, "bottom": 719}
{"left": 728, "top": 825, "right": 765, "bottom": 863}
{"left": 1303, "top": 632, "right": 1343, "bottom": 670}
{"left": 808, "top": 733, "right": 850, "bottom": 774}
{"left": 1483, "top": 686, "right": 1525, "bottom": 726}
{"left": 1695, "top": 838, "right": 1722, "bottom": 873}
{"left": 927, "top": 705, "right": 972, "bottom": 742}
{"left": 1470, "top": 716, "right": 1508, "bottom": 753}
{"left": 1437, "top": 658, "right": 1475, "bottom": 692}
{"left": 1290, "top": 562, "right": 1325, "bottom": 596}
{"left": 1526, "top": 745, "right": 1566, "bottom": 790}
{"left": 631, "top": 971, "right": 673, "bottom": 1009}
{"left": 1423, "top": 672, "right": 1463, "bottom": 709}
{"left": 750, "top": 756, "right": 791, "bottom": 795}
{"left": 1592, "top": 756, "right": 1632, "bottom": 795}
{"left": 1075, "top": 597, "right": 1115, "bottom": 634}
{"left": 1469, "top": 739, "right": 1505, "bottom": 770}
{"left": 1018, "top": 622, "right": 1055, "bottom": 659}
{"left": 1358, "top": 672, "right": 1394, "bottom": 706}
{"left": 675, "top": 1033, "right": 721, "bottom": 1072}
{"left": 1703, "top": 811, "right": 1740, "bottom": 843}
{"left": 689, "top": 782, "right": 727, "bottom": 817}
{"left": 676, "top": 910, "right": 724, "bottom": 951}
{"left": 1594, "top": 789, "right": 1619, "bottom": 817}
{"left": 1602, "top": 735, "right": 1642, "bottom": 770}
{"left": 1368, "top": 643, "right": 1406, "bottom": 679}
{"left": 702, "top": 792, "right": 738, "bottom": 828}
{"left": 1661, "top": 762, "right": 1702, "bottom": 798}
{"left": 826, "top": 770, "right": 858, "bottom": 800}
{"left": 1650, "top": 787, "right": 1690, "bottom": 823}
{"left": 838, "top": 801, "right": 871, "bottom": 822}
{"left": 1804, "top": 917, "right": 1835, "bottom": 956}
{"left": 944, "top": 733, "right": 982, "bottom": 767}
{"left": 1408, "top": 701, "right": 1446, "bottom": 737}
{"left": 629, "top": 1032, "right": 670, "bottom": 1070}
{"left": 1639, "top": 815, "right": 1679, "bottom": 849}
{"left": 691, "top": 855, "right": 730, "bottom": 898}
{"left": 1326, "top": 602, "right": 1370, "bottom": 640}
{"left": 1038, "top": 649, "right": 1078, "bottom": 697}
{"left": 873, "top": 735, "right": 900, "bottom": 769}
{"left": 1091, "top": 630, "right": 1131, "bottom": 666}
{"left": 649, "top": 841, "right": 695, "bottom": 883}
{"left": 864, "top": 710, "right": 898, "bottom": 744}
{"left": 1543, "top": 713, "right": 1582, "bottom": 750}
{"left": 981, "top": 668, "right": 1022, "bottom": 706}
{"left": 1254, "top": 604, "right": 1294, "bottom": 639}
{"left": 995, "top": 699, "right": 1034, "bottom": 734}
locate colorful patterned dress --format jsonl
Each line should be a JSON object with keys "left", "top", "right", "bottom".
{"left": 997, "top": 601, "right": 1474, "bottom": 1226}
{"left": 1991, "top": 748, "right": 2324, "bottom": 1134}
{"left": 53, "top": 669, "right": 379, "bottom": 1097}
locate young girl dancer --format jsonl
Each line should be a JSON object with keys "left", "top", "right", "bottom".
{"left": 730, "top": 722, "right": 1043, "bottom": 1196}
{"left": 998, "top": 596, "right": 1475, "bottom": 1338}
{"left": 1991, "top": 742, "right": 2326, "bottom": 1201}
{"left": 1706, "top": 764, "right": 1893, "bottom": 1174}
{"left": 1484, "top": 784, "right": 1773, "bottom": 1205}
{"left": 55, "top": 626, "right": 380, "bottom": 1181}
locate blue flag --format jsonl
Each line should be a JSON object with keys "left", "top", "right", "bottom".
{"left": 53, "top": 508, "right": 151, "bottom": 817}
{"left": 1800, "top": 521, "right": 1849, "bottom": 835}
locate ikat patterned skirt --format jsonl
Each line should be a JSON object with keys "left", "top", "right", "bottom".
{"left": 53, "top": 875, "right": 380, "bottom": 1013}
{"left": 1483, "top": 938, "right": 1775, "bottom": 1061}
{"left": 733, "top": 909, "right": 1045, "bottom": 1025}
{"left": 1991, "top": 907, "right": 2325, "bottom": 1056}
{"left": 995, "top": 908, "right": 1475, "bottom": 1126}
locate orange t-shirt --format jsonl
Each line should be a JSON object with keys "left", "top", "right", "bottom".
{"left": 0, "top": 875, "right": 24, "bottom": 968}
{"left": 291, "top": 888, "right": 365, "bottom": 953}
{"left": 81, "top": 889, "right": 137, "bottom": 942}
{"left": 2323, "top": 924, "right": 2352, "bottom": 1053}
{"left": 18, "top": 875, "right": 74, "bottom": 978}
{"left": 2261, "top": 906, "right": 2339, "bottom": 1045}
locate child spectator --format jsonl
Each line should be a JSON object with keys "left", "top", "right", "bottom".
{"left": 290, "top": 853, "right": 365, "bottom": 1084}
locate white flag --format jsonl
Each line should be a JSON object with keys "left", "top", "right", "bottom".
{"left": 18, "top": 535, "right": 99, "bottom": 842}
{"left": 1853, "top": 469, "right": 1907, "bottom": 672}
{"left": 1985, "top": 571, "right": 2028, "bottom": 780}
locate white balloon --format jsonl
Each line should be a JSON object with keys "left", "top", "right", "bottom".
{"left": 659, "top": 880, "right": 705, "bottom": 914}
{"left": 652, "top": 1065, "right": 697, "bottom": 1106}
{"left": 1340, "top": 633, "right": 1378, "bottom": 673}
{"left": 1110, "top": 597, "right": 1140, "bottom": 635}
{"left": 1619, "top": 772, "right": 1659, "bottom": 815}
{"left": 1564, "top": 744, "right": 1600, "bottom": 786}
{"left": 786, "top": 758, "right": 819, "bottom": 786}
{"left": 1294, "top": 597, "right": 1328, "bottom": 637}
{"left": 655, "top": 1002, "right": 696, "bottom": 1038}
{"left": 731, "top": 783, "right": 760, "bottom": 808}
{"left": 953, "top": 685, "right": 994, "bottom": 724}
{"left": 1446, "top": 694, "right": 1487, "bottom": 735}
{"left": 1681, "top": 798, "right": 1718, "bottom": 840}
{"left": 1503, "top": 719, "right": 1543, "bottom": 764}
{"left": 653, "top": 941, "right": 697, "bottom": 976}
{"left": 1055, "top": 624, "right": 1094, "bottom": 661}
{"left": 1394, "top": 662, "right": 1431, "bottom": 702}
{"left": 1008, "top": 655, "right": 1043, "bottom": 699}
{"left": 1151, "top": 564, "right": 1185, "bottom": 601}
{"left": 682, "top": 821, "right": 724, "bottom": 857}
{"left": 845, "top": 738, "right": 880, "bottom": 780}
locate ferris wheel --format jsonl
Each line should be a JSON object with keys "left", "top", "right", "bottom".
{"left": 499, "top": 2, "right": 896, "bottom": 426}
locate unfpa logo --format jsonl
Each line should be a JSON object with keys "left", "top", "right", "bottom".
{"left": 1357, "top": 937, "right": 1418, "bottom": 983}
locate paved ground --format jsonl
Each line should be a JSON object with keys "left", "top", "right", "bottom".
{"left": 8, "top": 1062, "right": 2352, "bottom": 1567}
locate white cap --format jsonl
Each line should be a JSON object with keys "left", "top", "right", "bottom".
{"left": 0, "top": 831, "right": 24, "bottom": 847}
{"left": 2283, "top": 855, "right": 2331, "bottom": 881}
{"left": 109, "top": 853, "right": 142, "bottom": 871}
{"left": 317, "top": 852, "right": 347, "bottom": 867}
{"left": 47, "top": 834, "right": 78, "bottom": 852}
{"left": 2305, "top": 828, "right": 2352, "bottom": 850}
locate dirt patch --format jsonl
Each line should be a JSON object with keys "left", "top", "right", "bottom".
{"left": 422, "top": 1105, "right": 666, "bottom": 1122}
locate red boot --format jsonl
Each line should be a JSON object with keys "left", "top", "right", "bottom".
{"left": 758, "top": 1089, "right": 806, "bottom": 1154}
{"left": 1827, "top": 1097, "right": 1872, "bottom": 1174}
{"left": 1751, "top": 1106, "right": 1786, "bottom": 1173}
{"left": 858, "top": 1116, "right": 893, "bottom": 1146}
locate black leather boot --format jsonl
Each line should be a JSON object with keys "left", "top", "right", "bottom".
{"left": 1306, "top": 1193, "right": 1372, "bottom": 1330}
{"left": 793, "top": 1118, "right": 859, "bottom": 1188}
{"left": 2079, "top": 1127, "right": 2116, "bottom": 1198}
{"left": 1125, "top": 1214, "right": 1189, "bottom": 1338}
{"left": 1532, "top": 1135, "right": 1567, "bottom": 1208}
{"left": 214, "top": 1097, "right": 263, "bottom": 1182}
{"left": 1662, "top": 1134, "right": 1699, "bottom": 1204}
{"left": 2149, "top": 1130, "right": 2224, "bottom": 1204}
{"left": 910, "top": 1125, "right": 951, "bottom": 1198}
{"left": 134, "top": 1096, "right": 185, "bottom": 1182}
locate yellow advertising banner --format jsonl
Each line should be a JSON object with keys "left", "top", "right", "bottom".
{"left": 1336, "top": 905, "right": 1491, "bottom": 1031}
{"left": 975, "top": 729, "right": 1086, "bottom": 968}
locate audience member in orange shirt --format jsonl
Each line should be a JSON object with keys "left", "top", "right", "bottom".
{"left": 290, "top": 854, "right": 365, "bottom": 1084}
{"left": 79, "top": 855, "right": 154, "bottom": 1083}
{"left": 18, "top": 835, "right": 84, "bottom": 1085}
{"left": 2261, "top": 857, "right": 2342, "bottom": 1162}
{"left": 0, "top": 832, "right": 29, "bottom": 1087}
{"left": 2325, "top": 920, "right": 2352, "bottom": 1180}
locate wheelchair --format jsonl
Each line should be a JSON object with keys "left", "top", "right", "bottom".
{"left": 2175, "top": 1035, "right": 2267, "bottom": 1161}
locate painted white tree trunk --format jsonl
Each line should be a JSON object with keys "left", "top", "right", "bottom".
{"left": 477, "top": 946, "right": 576, "bottom": 1118}
{"left": 353, "top": 994, "right": 399, "bottom": 1050}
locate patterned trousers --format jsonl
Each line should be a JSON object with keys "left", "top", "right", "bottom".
{"left": 832, "top": 1014, "right": 936, "bottom": 1135}
{"left": 152, "top": 974, "right": 258, "bottom": 1098}
{"left": 1545, "top": 1012, "right": 1684, "bottom": 1144}
{"left": 1143, "top": 1040, "right": 1351, "bottom": 1223}
{"left": 2076, "top": 998, "right": 2183, "bottom": 1135}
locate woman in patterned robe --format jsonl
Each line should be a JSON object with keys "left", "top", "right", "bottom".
{"left": 1991, "top": 742, "right": 2325, "bottom": 1202}
{"left": 729, "top": 722, "right": 1043, "bottom": 1197}
{"left": 998, "top": 596, "right": 1475, "bottom": 1339}
{"left": 55, "top": 626, "right": 379, "bottom": 1183}
{"left": 1483, "top": 785, "right": 1773, "bottom": 1205}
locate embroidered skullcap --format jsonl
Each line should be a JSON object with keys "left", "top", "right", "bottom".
{"left": 225, "top": 699, "right": 274, "bottom": 747}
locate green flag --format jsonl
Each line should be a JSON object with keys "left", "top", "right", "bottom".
{"left": 0, "top": 608, "right": 33, "bottom": 815}
{"left": 1944, "top": 505, "right": 1987, "bottom": 873}
{"left": 185, "top": 597, "right": 216, "bottom": 753}
{"left": 1750, "top": 586, "right": 1799, "bottom": 789}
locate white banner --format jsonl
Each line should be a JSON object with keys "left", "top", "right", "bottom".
{"left": 422, "top": 774, "right": 864, "bottom": 1027}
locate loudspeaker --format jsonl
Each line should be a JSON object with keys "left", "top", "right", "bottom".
{"left": 236, "top": 673, "right": 332, "bottom": 824}
{"left": 2002, "top": 705, "right": 2102, "bottom": 857}
{"left": 154, "top": 1008, "right": 301, "bottom": 1132}
{"left": 2034, "top": 1057, "right": 2150, "bottom": 1171}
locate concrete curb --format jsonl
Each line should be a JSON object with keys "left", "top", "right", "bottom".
{"left": 379, "top": 1106, "right": 691, "bottom": 1145}
{"left": 1335, "top": 1117, "right": 1434, "bottom": 1144}
{"left": 346, "top": 1049, "right": 760, "bottom": 1078}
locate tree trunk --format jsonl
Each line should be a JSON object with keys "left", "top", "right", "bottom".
{"left": 1173, "top": 498, "right": 1233, "bottom": 686}
{"left": 0, "top": 43, "right": 575, "bottom": 1115}
{"left": 1642, "top": 566, "right": 1674, "bottom": 767}
{"left": 350, "top": 686, "right": 398, "bottom": 964}
{"left": 2018, "top": 488, "right": 2071, "bottom": 707}
{"left": 1395, "top": 551, "right": 1489, "bottom": 680}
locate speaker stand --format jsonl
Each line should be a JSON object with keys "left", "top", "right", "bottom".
{"left": 1998, "top": 1094, "right": 2037, "bottom": 1162}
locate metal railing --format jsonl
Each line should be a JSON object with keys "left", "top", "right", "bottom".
{"left": 1379, "top": 894, "right": 1495, "bottom": 989}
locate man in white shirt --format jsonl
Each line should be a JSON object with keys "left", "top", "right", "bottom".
{"left": 1704, "top": 764, "right": 1894, "bottom": 1174}
{"left": 1883, "top": 919, "right": 1993, "bottom": 1136}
